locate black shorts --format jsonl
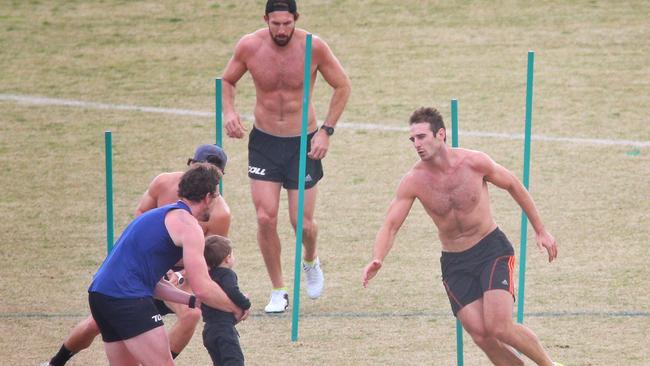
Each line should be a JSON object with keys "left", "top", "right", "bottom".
{"left": 154, "top": 299, "right": 174, "bottom": 316}
{"left": 89, "top": 292, "right": 164, "bottom": 342}
{"left": 248, "top": 126, "right": 323, "bottom": 189}
{"left": 440, "top": 227, "right": 516, "bottom": 317}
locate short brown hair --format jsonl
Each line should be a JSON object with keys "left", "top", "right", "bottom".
{"left": 204, "top": 235, "right": 233, "bottom": 269}
{"left": 409, "top": 107, "right": 446, "bottom": 141}
{"left": 178, "top": 163, "right": 221, "bottom": 202}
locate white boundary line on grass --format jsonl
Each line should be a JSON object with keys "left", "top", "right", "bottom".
{"left": 2, "top": 93, "right": 649, "bottom": 148}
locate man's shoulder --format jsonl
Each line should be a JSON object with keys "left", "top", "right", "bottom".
{"left": 165, "top": 205, "right": 196, "bottom": 225}
{"left": 236, "top": 30, "right": 266, "bottom": 53}
{"left": 308, "top": 32, "right": 338, "bottom": 59}
{"left": 454, "top": 148, "right": 491, "bottom": 168}
{"left": 151, "top": 171, "right": 183, "bottom": 186}
{"left": 149, "top": 171, "right": 182, "bottom": 193}
{"left": 406, "top": 162, "right": 429, "bottom": 178}
{"left": 399, "top": 165, "right": 427, "bottom": 192}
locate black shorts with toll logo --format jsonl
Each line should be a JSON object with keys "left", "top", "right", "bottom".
{"left": 440, "top": 227, "right": 516, "bottom": 317}
{"left": 247, "top": 126, "right": 323, "bottom": 189}
{"left": 89, "top": 292, "right": 164, "bottom": 342}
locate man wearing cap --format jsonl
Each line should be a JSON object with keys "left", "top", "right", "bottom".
{"left": 135, "top": 144, "right": 231, "bottom": 237}
{"left": 42, "top": 145, "right": 233, "bottom": 366}
{"left": 222, "top": 0, "right": 351, "bottom": 313}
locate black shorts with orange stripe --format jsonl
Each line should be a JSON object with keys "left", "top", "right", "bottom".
{"left": 440, "top": 227, "right": 516, "bottom": 317}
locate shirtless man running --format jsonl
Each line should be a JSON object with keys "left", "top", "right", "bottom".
{"left": 222, "top": 0, "right": 351, "bottom": 312}
{"left": 363, "top": 107, "right": 562, "bottom": 366}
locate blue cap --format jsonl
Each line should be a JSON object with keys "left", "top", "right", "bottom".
{"left": 189, "top": 144, "right": 227, "bottom": 172}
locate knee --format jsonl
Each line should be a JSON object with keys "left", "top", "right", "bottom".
{"left": 256, "top": 210, "right": 278, "bottom": 230}
{"left": 82, "top": 316, "right": 100, "bottom": 335}
{"left": 66, "top": 317, "right": 100, "bottom": 351}
{"left": 485, "top": 322, "right": 512, "bottom": 343}
{"left": 466, "top": 328, "right": 491, "bottom": 349}
{"left": 289, "top": 215, "right": 316, "bottom": 233}
{"left": 177, "top": 307, "right": 202, "bottom": 326}
{"left": 299, "top": 218, "right": 317, "bottom": 236}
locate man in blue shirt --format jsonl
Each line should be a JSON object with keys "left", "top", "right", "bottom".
{"left": 88, "top": 163, "right": 246, "bottom": 365}
{"left": 42, "top": 144, "right": 232, "bottom": 366}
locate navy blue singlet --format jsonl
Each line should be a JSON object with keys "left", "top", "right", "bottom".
{"left": 88, "top": 201, "right": 190, "bottom": 298}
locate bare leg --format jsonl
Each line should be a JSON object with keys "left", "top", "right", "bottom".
{"left": 250, "top": 180, "right": 284, "bottom": 288}
{"left": 163, "top": 300, "right": 202, "bottom": 356}
{"left": 105, "top": 326, "right": 173, "bottom": 366}
{"left": 287, "top": 185, "right": 319, "bottom": 261}
{"left": 457, "top": 298, "right": 524, "bottom": 366}
{"left": 63, "top": 315, "right": 100, "bottom": 352}
{"left": 103, "top": 341, "right": 139, "bottom": 366}
{"left": 483, "top": 290, "right": 554, "bottom": 366}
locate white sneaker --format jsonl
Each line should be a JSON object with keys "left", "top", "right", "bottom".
{"left": 264, "top": 289, "right": 289, "bottom": 313}
{"left": 303, "top": 257, "right": 324, "bottom": 299}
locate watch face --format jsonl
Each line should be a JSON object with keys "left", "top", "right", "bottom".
{"left": 322, "top": 126, "right": 334, "bottom": 135}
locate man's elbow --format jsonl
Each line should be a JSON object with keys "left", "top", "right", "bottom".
{"left": 222, "top": 77, "right": 238, "bottom": 89}
{"left": 337, "top": 81, "right": 351, "bottom": 96}
{"left": 189, "top": 281, "right": 211, "bottom": 301}
{"left": 192, "top": 287, "right": 212, "bottom": 303}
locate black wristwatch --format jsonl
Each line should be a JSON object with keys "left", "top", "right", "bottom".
{"left": 320, "top": 125, "right": 335, "bottom": 136}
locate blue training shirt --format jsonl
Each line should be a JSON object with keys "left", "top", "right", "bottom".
{"left": 88, "top": 201, "right": 190, "bottom": 298}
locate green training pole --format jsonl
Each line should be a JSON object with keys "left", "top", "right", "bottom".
{"left": 215, "top": 78, "right": 224, "bottom": 195}
{"left": 291, "top": 33, "right": 312, "bottom": 342}
{"left": 104, "top": 131, "right": 114, "bottom": 254}
{"left": 517, "top": 51, "right": 535, "bottom": 324}
{"left": 450, "top": 99, "right": 463, "bottom": 366}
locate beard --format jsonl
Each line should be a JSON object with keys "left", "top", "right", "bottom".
{"left": 270, "top": 28, "right": 294, "bottom": 46}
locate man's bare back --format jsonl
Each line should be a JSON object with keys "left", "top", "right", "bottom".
{"left": 137, "top": 171, "right": 231, "bottom": 237}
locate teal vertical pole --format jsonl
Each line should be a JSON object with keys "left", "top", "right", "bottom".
{"left": 291, "top": 33, "right": 312, "bottom": 342}
{"left": 451, "top": 99, "right": 459, "bottom": 148}
{"left": 517, "top": 51, "right": 535, "bottom": 324}
{"left": 104, "top": 131, "right": 114, "bottom": 254}
{"left": 450, "top": 99, "right": 463, "bottom": 366}
{"left": 215, "top": 78, "right": 224, "bottom": 195}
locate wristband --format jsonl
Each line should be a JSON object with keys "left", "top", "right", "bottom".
{"left": 188, "top": 295, "right": 196, "bottom": 309}
{"left": 320, "top": 125, "right": 334, "bottom": 136}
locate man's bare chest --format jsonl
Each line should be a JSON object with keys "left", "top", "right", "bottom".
{"left": 248, "top": 50, "right": 307, "bottom": 91}
{"left": 417, "top": 171, "right": 484, "bottom": 217}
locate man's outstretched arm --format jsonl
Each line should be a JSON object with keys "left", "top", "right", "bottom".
{"left": 363, "top": 176, "right": 416, "bottom": 287}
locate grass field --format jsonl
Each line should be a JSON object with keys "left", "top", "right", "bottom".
{"left": 1, "top": 1, "right": 649, "bottom": 365}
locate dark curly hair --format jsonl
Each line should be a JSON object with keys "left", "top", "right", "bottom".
{"left": 178, "top": 163, "right": 221, "bottom": 202}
